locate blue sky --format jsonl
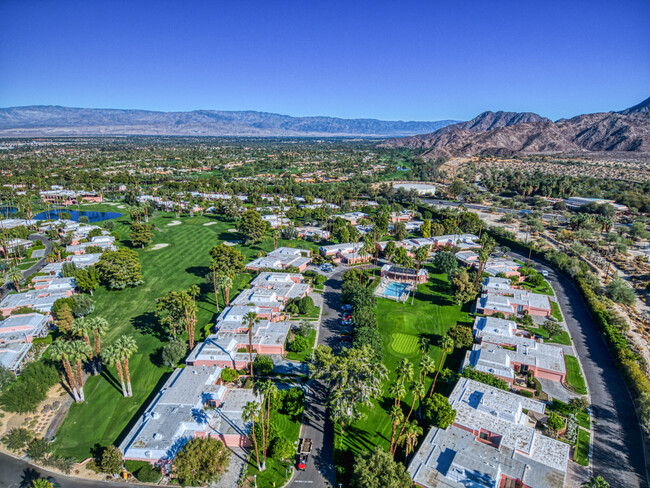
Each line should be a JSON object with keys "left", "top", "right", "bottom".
{"left": 1, "top": 0, "right": 648, "bottom": 121}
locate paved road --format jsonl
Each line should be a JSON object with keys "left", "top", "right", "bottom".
{"left": 0, "top": 234, "right": 52, "bottom": 300}
{"left": 287, "top": 271, "right": 344, "bottom": 488}
{"left": 0, "top": 451, "right": 139, "bottom": 488}
{"left": 514, "top": 252, "right": 648, "bottom": 488}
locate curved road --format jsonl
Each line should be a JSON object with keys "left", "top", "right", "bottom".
{"left": 516, "top": 252, "right": 648, "bottom": 488}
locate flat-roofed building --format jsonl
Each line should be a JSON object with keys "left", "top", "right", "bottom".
{"left": 245, "top": 247, "right": 311, "bottom": 272}
{"left": 408, "top": 378, "right": 569, "bottom": 488}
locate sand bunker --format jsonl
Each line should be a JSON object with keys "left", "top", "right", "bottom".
{"left": 150, "top": 243, "right": 169, "bottom": 250}
{"left": 203, "top": 222, "right": 217, "bottom": 226}
{"left": 167, "top": 220, "right": 182, "bottom": 226}
{"left": 223, "top": 240, "right": 241, "bottom": 246}
{"left": 117, "top": 205, "right": 125, "bottom": 209}
{"left": 228, "top": 228, "right": 237, "bottom": 232}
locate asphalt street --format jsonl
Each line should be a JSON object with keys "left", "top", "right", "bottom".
{"left": 287, "top": 270, "right": 344, "bottom": 488}
{"left": 513, "top": 252, "right": 648, "bottom": 488}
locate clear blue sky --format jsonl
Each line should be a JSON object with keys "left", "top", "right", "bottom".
{"left": 1, "top": 0, "right": 648, "bottom": 121}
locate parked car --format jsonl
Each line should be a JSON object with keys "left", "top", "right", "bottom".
{"left": 541, "top": 270, "right": 549, "bottom": 277}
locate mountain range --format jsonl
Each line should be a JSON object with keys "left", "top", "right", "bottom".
{"left": 0, "top": 106, "right": 457, "bottom": 138}
{"left": 381, "top": 98, "right": 650, "bottom": 158}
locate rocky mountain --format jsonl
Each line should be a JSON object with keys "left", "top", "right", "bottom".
{"left": 620, "top": 96, "right": 650, "bottom": 114}
{"left": 0, "top": 106, "right": 457, "bottom": 137}
{"left": 381, "top": 99, "right": 650, "bottom": 157}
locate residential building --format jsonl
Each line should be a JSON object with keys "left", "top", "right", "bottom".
{"left": 119, "top": 365, "right": 258, "bottom": 464}
{"left": 245, "top": 246, "right": 312, "bottom": 272}
{"left": 380, "top": 264, "right": 429, "bottom": 284}
{"left": 319, "top": 243, "right": 371, "bottom": 265}
{"left": 0, "top": 313, "right": 50, "bottom": 344}
{"left": 476, "top": 278, "right": 552, "bottom": 317}
{"left": 296, "top": 226, "right": 331, "bottom": 241}
{"left": 6, "top": 238, "right": 33, "bottom": 254}
{"left": 334, "top": 212, "right": 369, "bottom": 226}
{"left": 408, "top": 378, "right": 569, "bottom": 488}
{"left": 66, "top": 235, "right": 116, "bottom": 255}
{"left": 40, "top": 190, "right": 103, "bottom": 205}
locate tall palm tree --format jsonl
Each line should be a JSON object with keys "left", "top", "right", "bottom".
{"left": 388, "top": 405, "right": 404, "bottom": 456}
{"left": 395, "top": 358, "right": 413, "bottom": 386}
{"left": 49, "top": 341, "right": 80, "bottom": 402}
{"left": 429, "top": 336, "right": 455, "bottom": 397}
{"left": 89, "top": 317, "right": 109, "bottom": 373}
{"left": 243, "top": 312, "right": 259, "bottom": 378}
{"left": 219, "top": 274, "right": 234, "bottom": 307}
{"left": 273, "top": 229, "right": 280, "bottom": 250}
{"left": 394, "top": 381, "right": 425, "bottom": 455}
{"left": 68, "top": 340, "right": 90, "bottom": 402}
{"left": 242, "top": 401, "right": 263, "bottom": 471}
{"left": 115, "top": 335, "right": 138, "bottom": 397}
{"left": 71, "top": 319, "right": 95, "bottom": 372}
{"left": 207, "top": 263, "right": 220, "bottom": 311}
{"left": 389, "top": 382, "right": 406, "bottom": 409}
{"left": 104, "top": 344, "right": 127, "bottom": 397}
{"left": 254, "top": 379, "right": 278, "bottom": 470}
{"left": 412, "top": 246, "right": 429, "bottom": 304}
{"left": 400, "top": 420, "right": 423, "bottom": 461}
{"left": 7, "top": 268, "right": 22, "bottom": 292}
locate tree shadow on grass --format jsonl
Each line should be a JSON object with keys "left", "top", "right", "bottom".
{"left": 186, "top": 265, "right": 209, "bottom": 278}
{"left": 101, "top": 367, "right": 123, "bottom": 394}
{"left": 150, "top": 347, "right": 166, "bottom": 368}
{"left": 131, "top": 311, "right": 167, "bottom": 341}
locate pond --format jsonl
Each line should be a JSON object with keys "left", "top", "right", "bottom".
{"left": 32, "top": 209, "right": 123, "bottom": 223}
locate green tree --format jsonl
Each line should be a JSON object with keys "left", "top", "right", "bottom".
{"left": 383, "top": 240, "right": 397, "bottom": 260}
{"left": 270, "top": 437, "right": 294, "bottom": 460}
{"left": 547, "top": 411, "right": 565, "bottom": 436}
{"left": 242, "top": 401, "right": 263, "bottom": 471}
{"left": 350, "top": 447, "right": 412, "bottom": 488}
{"left": 312, "top": 345, "right": 387, "bottom": 434}
{"left": 450, "top": 269, "right": 476, "bottom": 305}
{"left": 31, "top": 479, "right": 54, "bottom": 488}
{"left": 56, "top": 303, "right": 74, "bottom": 333}
{"left": 253, "top": 354, "right": 274, "bottom": 376}
{"left": 606, "top": 277, "right": 636, "bottom": 305}
{"left": 100, "top": 445, "right": 123, "bottom": 475}
{"left": 582, "top": 476, "right": 610, "bottom": 488}
{"left": 103, "top": 344, "right": 127, "bottom": 397}
{"left": 429, "top": 336, "right": 454, "bottom": 396}
{"left": 73, "top": 267, "right": 99, "bottom": 296}
{"left": 243, "top": 311, "right": 259, "bottom": 377}
{"left": 49, "top": 341, "right": 80, "bottom": 402}
{"left": 27, "top": 438, "right": 51, "bottom": 461}
{"left": 161, "top": 338, "right": 188, "bottom": 367}
{"left": 1, "top": 428, "right": 33, "bottom": 451}
{"left": 423, "top": 393, "right": 457, "bottom": 428}
{"left": 7, "top": 268, "right": 22, "bottom": 291}
{"left": 394, "top": 222, "right": 407, "bottom": 242}
{"left": 173, "top": 437, "right": 230, "bottom": 485}
{"left": 209, "top": 244, "right": 245, "bottom": 277}
{"left": 421, "top": 219, "right": 431, "bottom": 238}
{"left": 68, "top": 339, "right": 90, "bottom": 402}
{"left": 448, "top": 324, "right": 473, "bottom": 348}
{"left": 433, "top": 251, "right": 458, "bottom": 275}
{"left": 129, "top": 222, "right": 153, "bottom": 248}
{"left": 95, "top": 248, "right": 143, "bottom": 289}
{"left": 71, "top": 294, "right": 95, "bottom": 317}
{"left": 114, "top": 335, "right": 138, "bottom": 397}
{"left": 542, "top": 320, "right": 563, "bottom": 339}
{"left": 399, "top": 420, "right": 423, "bottom": 461}
{"left": 236, "top": 210, "right": 268, "bottom": 244}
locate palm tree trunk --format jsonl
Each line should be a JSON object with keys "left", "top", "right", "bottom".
{"left": 94, "top": 332, "right": 102, "bottom": 373}
{"left": 115, "top": 359, "right": 128, "bottom": 397}
{"left": 389, "top": 420, "right": 399, "bottom": 456}
{"left": 225, "top": 287, "right": 230, "bottom": 307}
{"left": 263, "top": 394, "right": 271, "bottom": 468}
{"left": 75, "top": 359, "right": 85, "bottom": 402}
{"left": 63, "top": 358, "right": 80, "bottom": 402}
{"left": 248, "top": 327, "right": 254, "bottom": 378}
{"left": 213, "top": 274, "right": 219, "bottom": 312}
{"left": 429, "top": 353, "right": 446, "bottom": 397}
{"left": 395, "top": 396, "right": 418, "bottom": 454}
{"left": 123, "top": 358, "right": 133, "bottom": 397}
{"left": 250, "top": 418, "right": 262, "bottom": 471}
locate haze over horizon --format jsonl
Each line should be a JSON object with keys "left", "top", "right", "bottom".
{"left": 1, "top": 0, "right": 648, "bottom": 122}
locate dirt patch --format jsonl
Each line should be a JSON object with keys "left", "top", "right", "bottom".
{"left": 150, "top": 243, "right": 169, "bottom": 250}
{"left": 167, "top": 220, "right": 182, "bottom": 226}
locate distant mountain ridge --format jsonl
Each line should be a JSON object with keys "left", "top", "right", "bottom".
{"left": 0, "top": 105, "right": 458, "bottom": 137}
{"left": 381, "top": 99, "right": 650, "bottom": 157}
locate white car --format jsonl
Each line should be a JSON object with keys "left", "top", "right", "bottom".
{"left": 541, "top": 270, "right": 549, "bottom": 277}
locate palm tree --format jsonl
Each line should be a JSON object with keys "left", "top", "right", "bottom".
{"left": 254, "top": 379, "right": 278, "bottom": 470}
{"left": 31, "top": 479, "right": 54, "bottom": 488}
{"left": 89, "top": 317, "right": 109, "bottom": 373}
{"left": 582, "top": 476, "right": 610, "bottom": 488}
{"left": 388, "top": 405, "right": 404, "bottom": 456}
{"left": 243, "top": 311, "right": 259, "bottom": 377}
{"left": 400, "top": 420, "right": 423, "bottom": 461}
{"left": 207, "top": 263, "right": 219, "bottom": 311}
{"left": 115, "top": 335, "right": 138, "bottom": 397}
{"left": 429, "top": 336, "right": 455, "bottom": 397}
{"left": 49, "top": 341, "right": 80, "bottom": 402}
{"left": 68, "top": 340, "right": 90, "bottom": 402}
{"left": 7, "top": 268, "right": 22, "bottom": 292}
{"left": 393, "top": 381, "right": 425, "bottom": 455}
{"left": 412, "top": 246, "right": 429, "bottom": 304}
{"left": 273, "top": 229, "right": 280, "bottom": 250}
{"left": 395, "top": 358, "right": 413, "bottom": 386}
{"left": 242, "top": 401, "right": 263, "bottom": 471}
{"left": 104, "top": 344, "right": 127, "bottom": 397}
{"left": 70, "top": 319, "right": 95, "bottom": 372}
{"left": 218, "top": 274, "right": 234, "bottom": 307}
{"left": 389, "top": 382, "right": 406, "bottom": 408}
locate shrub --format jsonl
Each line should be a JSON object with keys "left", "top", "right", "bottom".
{"left": 462, "top": 367, "right": 509, "bottom": 390}
{"left": 270, "top": 437, "right": 295, "bottom": 460}
{"left": 288, "top": 336, "right": 309, "bottom": 352}
{"left": 100, "top": 445, "right": 123, "bottom": 475}
{"left": 0, "top": 361, "right": 59, "bottom": 413}
{"left": 253, "top": 355, "right": 273, "bottom": 376}
{"left": 519, "top": 389, "right": 534, "bottom": 398}
{"left": 161, "top": 339, "right": 188, "bottom": 367}
{"left": 280, "top": 387, "right": 305, "bottom": 419}
{"left": 42, "top": 455, "right": 75, "bottom": 474}
{"left": 72, "top": 294, "right": 95, "bottom": 317}
{"left": 2, "top": 428, "right": 33, "bottom": 450}
{"left": 27, "top": 438, "right": 51, "bottom": 461}
{"left": 298, "top": 296, "right": 315, "bottom": 315}
{"left": 220, "top": 368, "right": 239, "bottom": 383}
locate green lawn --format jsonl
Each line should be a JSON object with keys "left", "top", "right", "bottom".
{"left": 574, "top": 428, "right": 590, "bottom": 466}
{"left": 522, "top": 280, "right": 555, "bottom": 296}
{"left": 527, "top": 327, "right": 572, "bottom": 346}
{"left": 551, "top": 301, "right": 564, "bottom": 322}
{"left": 577, "top": 411, "right": 591, "bottom": 431}
{"left": 334, "top": 270, "right": 472, "bottom": 477}
{"left": 246, "top": 410, "right": 300, "bottom": 487}
{"left": 564, "top": 355, "right": 588, "bottom": 395}
{"left": 286, "top": 329, "right": 317, "bottom": 362}
{"left": 51, "top": 209, "right": 315, "bottom": 460}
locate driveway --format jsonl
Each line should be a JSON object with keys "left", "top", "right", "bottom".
{"left": 514, "top": 252, "right": 648, "bottom": 488}
{"left": 287, "top": 270, "right": 344, "bottom": 488}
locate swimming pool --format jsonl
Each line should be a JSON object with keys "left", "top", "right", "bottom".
{"left": 384, "top": 282, "right": 408, "bottom": 298}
